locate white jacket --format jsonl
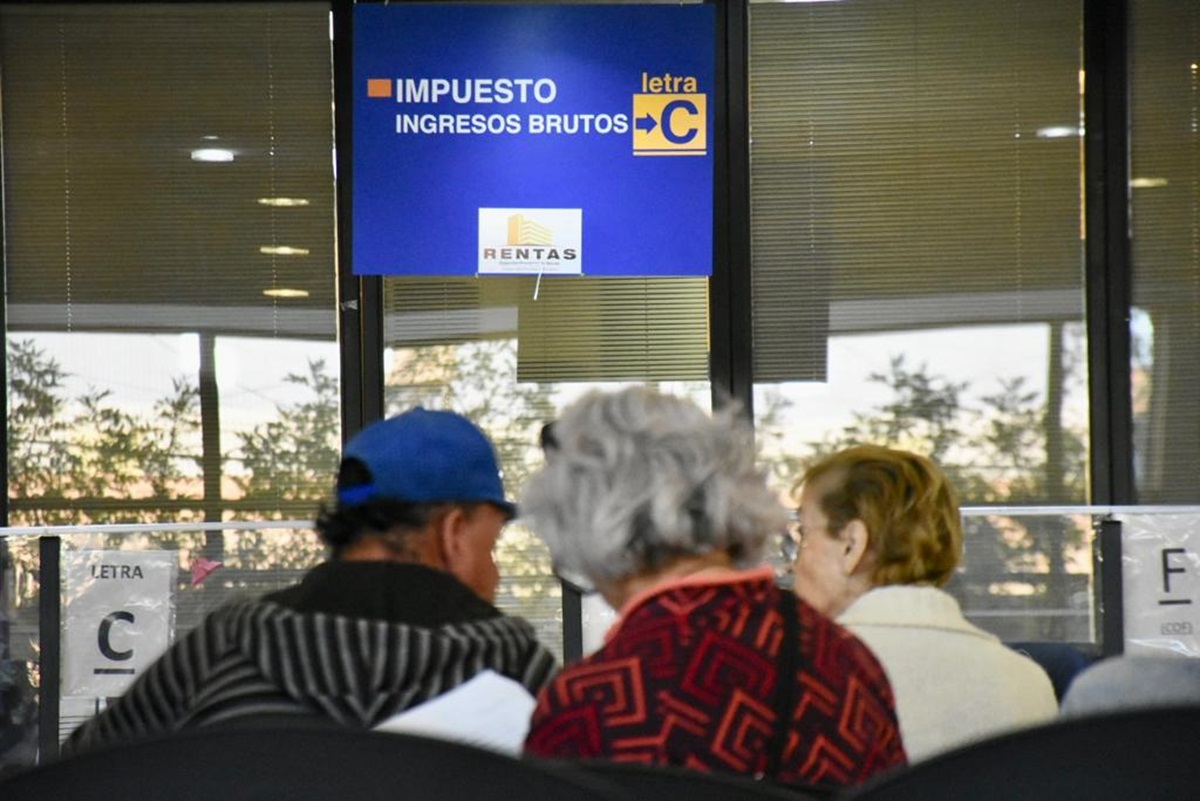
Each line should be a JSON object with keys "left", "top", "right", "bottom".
{"left": 838, "top": 585, "right": 1057, "bottom": 762}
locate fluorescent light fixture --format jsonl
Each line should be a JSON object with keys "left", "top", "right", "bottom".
{"left": 190, "top": 148, "right": 235, "bottom": 163}
{"left": 1130, "top": 177, "right": 1169, "bottom": 189}
{"left": 257, "top": 197, "right": 311, "bottom": 207}
{"left": 263, "top": 288, "right": 310, "bottom": 299}
{"left": 258, "top": 245, "right": 310, "bottom": 256}
{"left": 1035, "top": 126, "right": 1082, "bottom": 139}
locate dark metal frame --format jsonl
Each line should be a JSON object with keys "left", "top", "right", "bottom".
{"left": 36, "top": 537, "right": 62, "bottom": 760}
{"left": 1082, "top": 0, "right": 1134, "bottom": 650}
{"left": 1096, "top": 517, "right": 1126, "bottom": 656}
{"left": 333, "top": 0, "right": 383, "bottom": 443}
{"left": 1084, "top": 0, "right": 1135, "bottom": 508}
{"left": 711, "top": 0, "right": 754, "bottom": 416}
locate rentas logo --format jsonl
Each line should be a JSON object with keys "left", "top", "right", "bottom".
{"left": 478, "top": 209, "right": 582, "bottom": 275}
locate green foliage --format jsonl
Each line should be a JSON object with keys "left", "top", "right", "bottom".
{"left": 6, "top": 340, "right": 201, "bottom": 525}
{"left": 766, "top": 341, "right": 1090, "bottom": 639}
{"left": 232, "top": 358, "right": 340, "bottom": 506}
{"left": 143, "top": 378, "right": 203, "bottom": 497}
{"left": 386, "top": 340, "right": 557, "bottom": 491}
{"left": 6, "top": 340, "right": 80, "bottom": 516}
{"left": 6, "top": 340, "right": 342, "bottom": 527}
{"left": 222, "top": 358, "right": 340, "bottom": 569}
{"left": 804, "top": 355, "right": 974, "bottom": 487}
{"left": 4, "top": 338, "right": 551, "bottom": 581}
{"left": 798, "top": 353, "right": 1086, "bottom": 506}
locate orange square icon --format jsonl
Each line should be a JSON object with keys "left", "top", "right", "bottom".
{"left": 367, "top": 78, "right": 392, "bottom": 98}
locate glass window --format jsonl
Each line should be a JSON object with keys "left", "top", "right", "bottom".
{"left": 749, "top": 0, "right": 1089, "bottom": 641}
{"left": 1, "top": 2, "right": 336, "bottom": 769}
{"left": 382, "top": 275, "right": 711, "bottom": 658}
{"left": 3, "top": 3, "right": 339, "bottom": 525}
{"left": 1129, "top": 0, "right": 1200, "bottom": 503}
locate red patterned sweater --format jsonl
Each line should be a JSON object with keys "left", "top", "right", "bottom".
{"left": 525, "top": 568, "right": 907, "bottom": 788}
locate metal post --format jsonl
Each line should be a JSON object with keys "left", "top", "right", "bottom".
{"left": 37, "top": 535, "right": 61, "bottom": 762}
{"left": 561, "top": 580, "right": 583, "bottom": 663}
{"left": 710, "top": 0, "right": 753, "bottom": 415}
{"left": 1096, "top": 517, "right": 1124, "bottom": 657}
{"left": 198, "top": 333, "right": 224, "bottom": 562}
{"left": 1083, "top": 0, "right": 1135, "bottom": 506}
{"left": 332, "top": 0, "right": 384, "bottom": 438}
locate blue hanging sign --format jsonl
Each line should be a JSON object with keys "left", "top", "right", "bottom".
{"left": 352, "top": 3, "right": 715, "bottom": 277}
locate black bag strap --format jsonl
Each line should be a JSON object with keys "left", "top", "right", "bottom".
{"left": 767, "top": 588, "right": 801, "bottom": 779}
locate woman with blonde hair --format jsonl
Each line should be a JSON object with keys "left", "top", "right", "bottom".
{"left": 790, "top": 444, "right": 1056, "bottom": 762}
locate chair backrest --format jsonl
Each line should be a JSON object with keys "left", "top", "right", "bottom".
{"left": 0, "top": 727, "right": 629, "bottom": 801}
{"left": 847, "top": 705, "right": 1200, "bottom": 801}
{"left": 563, "top": 759, "right": 838, "bottom": 800}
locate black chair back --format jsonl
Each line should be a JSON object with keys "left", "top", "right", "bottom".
{"left": 848, "top": 706, "right": 1200, "bottom": 801}
{"left": 564, "top": 758, "right": 839, "bottom": 800}
{"left": 0, "top": 727, "right": 629, "bottom": 801}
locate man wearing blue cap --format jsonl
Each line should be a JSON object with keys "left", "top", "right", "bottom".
{"left": 64, "top": 408, "right": 557, "bottom": 756}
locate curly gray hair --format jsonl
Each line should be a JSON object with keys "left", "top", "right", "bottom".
{"left": 518, "top": 386, "right": 788, "bottom": 587}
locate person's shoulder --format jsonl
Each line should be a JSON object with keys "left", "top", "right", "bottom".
{"left": 1062, "top": 655, "right": 1200, "bottom": 717}
{"left": 797, "top": 593, "right": 867, "bottom": 651}
{"left": 535, "top": 644, "right": 633, "bottom": 701}
{"left": 174, "top": 595, "right": 275, "bottom": 637}
{"left": 448, "top": 609, "right": 543, "bottom": 644}
{"left": 797, "top": 595, "right": 893, "bottom": 685}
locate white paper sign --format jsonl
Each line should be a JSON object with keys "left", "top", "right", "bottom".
{"left": 62, "top": 550, "right": 177, "bottom": 697}
{"left": 1117, "top": 514, "right": 1200, "bottom": 657}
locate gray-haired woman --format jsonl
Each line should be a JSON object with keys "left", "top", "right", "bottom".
{"left": 521, "top": 386, "right": 906, "bottom": 791}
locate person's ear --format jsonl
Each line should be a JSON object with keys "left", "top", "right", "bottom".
{"left": 432, "top": 506, "right": 470, "bottom": 571}
{"left": 840, "top": 519, "right": 872, "bottom": 576}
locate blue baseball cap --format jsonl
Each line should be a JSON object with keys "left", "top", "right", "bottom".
{"left": 338, "top": 408, "right": 515, "bottom": 518}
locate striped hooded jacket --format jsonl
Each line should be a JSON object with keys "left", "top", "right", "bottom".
{"left": 62, "top": 562, "right": 558, "bottom": 756}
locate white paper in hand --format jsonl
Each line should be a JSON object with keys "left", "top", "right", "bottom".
{"left": 372, "top": 669, "right": 536, "bottom": 754}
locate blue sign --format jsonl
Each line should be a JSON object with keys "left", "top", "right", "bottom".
{"left": 352, "top": 3, "right": 714, "bottom": 277}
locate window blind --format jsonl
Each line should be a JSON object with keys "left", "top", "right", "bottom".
{"left": 749, "top": 0, "right": 1085, "bottom": 382}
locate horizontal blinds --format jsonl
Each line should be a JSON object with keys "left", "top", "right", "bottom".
{"left": 1129, "top": 0, "right": 1200, "bottom": 502}
{"left": 516, "top": 277, "right": 708, "bottom": 382}
{"left": 2, "top": 3, "right": 338, "bottom": 525}
{"left": 749, "top": 0, "right": 1084, "bottom": 382}
{"left": 1, "top": 2, "right": 336, "bottom": 339}
{"left": 382, "top": 276, "right": 709, "bottom": 382}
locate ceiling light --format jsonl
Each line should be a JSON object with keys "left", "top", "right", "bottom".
{"left": 1035, "top": 126, "right": 1082, "bottom": 139}
{"left": 257, "top": 197, "right": 311, "bottom": 207}
{"left": 263, "top": 288, "right": 310, "bottom": 299}
{"left": 259, "top": 245, "right": 310, "bottom": 256}
{"left": 190, "top": 148, "right": 235, "bottom": 163}
{"left": 1130, "top": 177, "right": 1169, "bottom": 189}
